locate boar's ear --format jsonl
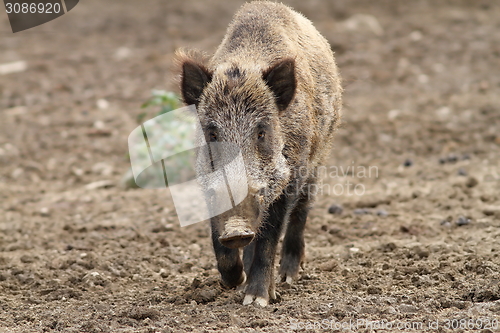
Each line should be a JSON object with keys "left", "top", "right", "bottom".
{"left": 263, "top": 58, "right": 296, "bottom": 112}
{"left": 180, "top": 60, "right": 213, "bottom": 107}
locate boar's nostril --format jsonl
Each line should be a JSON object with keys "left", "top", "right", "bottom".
{"left": 219, "top": 232, "right": 255, "bottom": 249}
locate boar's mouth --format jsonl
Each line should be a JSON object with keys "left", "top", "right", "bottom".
{"left": 218, "top": 217, "right": 255, "bottom": 249}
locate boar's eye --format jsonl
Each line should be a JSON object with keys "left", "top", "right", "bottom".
{"left": 208, "top": 132, "right": 217, "bottom": 142}
{"left": 258, "top": 131, "right": 265, "bottom": 140}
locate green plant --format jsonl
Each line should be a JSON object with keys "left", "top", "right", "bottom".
{"left": 137, "top": 90, "right": 182, "bottom": 124}
{"left": 122, "top": 90, "right": 195, "bottom": 189}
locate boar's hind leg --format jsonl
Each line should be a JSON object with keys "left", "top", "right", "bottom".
{"left": 212, "top": 221, "right": 245, "bottom": 288}
{"left": 243, "top": 194, "right": 288, "bottom": 307}
{"left": 278, "top": 193, "right": 310, "bottom": 284}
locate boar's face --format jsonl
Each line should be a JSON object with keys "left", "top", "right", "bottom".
{"left": 179, "top": 56, "right": 296, "bottom": 248}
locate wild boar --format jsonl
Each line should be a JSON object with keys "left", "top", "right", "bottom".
{"left": 176, "top": 1, "right": 342, "bottom": 306}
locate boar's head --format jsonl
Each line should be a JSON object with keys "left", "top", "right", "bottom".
{"left": 177, "top": 51, "right": 296, "bottom": 248}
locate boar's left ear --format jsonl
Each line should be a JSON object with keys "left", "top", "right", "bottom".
{"left": 263, "top": 58, "right": 296, "bottom": 112}
{"left": 180, "top": 60, "right": 213, "bottom": 107}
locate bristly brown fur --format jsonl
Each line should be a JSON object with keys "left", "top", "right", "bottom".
{"left": 174, "top": 49, "right": 212, "bottom": 105}
{"left": 173, "top": 48, "right": 211, "bottom": 75}
{"left": 174, "top": 1, "right": 343, "bottom": 307}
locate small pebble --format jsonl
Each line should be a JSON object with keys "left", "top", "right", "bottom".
{"left": 367, "top": 286, "right": 382, "bottom": 295}
{"left": 456, "top": 216, "right": 471, "bottom": 226}
{"left": 328, "top": 204, "right": 343, "bottom": 215}
{"left": 399, "top": 304, "right": 418, "bottom": 314}
{"left": 40, "top": 207, "right": 50, "bottom": 217}
{"left": 376, "top": 209, "right": 388, "bottom": 217}
{"left": 439, "top": 153, "right": 469, "bottom": 165}
{"left": 93, "top": 120, "right": 106, "bottom": 129}
{"left": 457, "top": 168, "right": 467, "bottom": 176}
{"left": 446, "top": 154, "right": 458, "bottom": 163}
{"left": 0, "top": 60, "right": 27, "bottom": 75}
{"left": 318, "top": 260, "right": 338, "bottom": 272}
{"left": 465, "top": 177, "right": 478, "bottom": 188}
{"left": 403, "top": 159, "right": 413, "bottom": 167}
{"left": 96, "top": 99, "right": 109, "bottom": 110}
{"left": 20, "top": 255, "right": 35, "bottom": 263}
{"left": 440, "top": 220, "right": 451, "bottom": 227}
{"left": 385, "top": 306, "right": 397, "bottom": 314}
{"left": 354, "top": 208, "right": 371, "bottom": 215}
{"left": 159, "top": 268, "right": 169, "bottom": 278}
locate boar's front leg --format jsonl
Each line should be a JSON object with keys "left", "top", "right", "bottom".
{"left": 242, "top": 241, "right": 255, "bottom": 277}
{"left": 243, "top": 194, "right": 288, "bottom": 307}
{"left": 211, "top": 220, "right": 246, "bottom": 288}
{"left": 279, "top": 192, "right": 310, "bottom": 283}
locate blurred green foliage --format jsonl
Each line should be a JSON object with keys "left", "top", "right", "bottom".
{"left": 122, "top": 90, "right": 193, "bottom": 189}
{"left": 137, "top": 90, "right": 182, "bottom": 124}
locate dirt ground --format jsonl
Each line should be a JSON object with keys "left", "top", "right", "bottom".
{"left": 1, "top": 0, "right": 500, "bottom": 332}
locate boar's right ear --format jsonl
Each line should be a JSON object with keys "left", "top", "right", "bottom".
{"left": 263, "top": 58, "right": 296, "bottom": 112}
{"left": 176, "top": 50, "right": 213, "bottom": 107}
{"left": 181, "top": 61, "right": 213, "bottom": 107}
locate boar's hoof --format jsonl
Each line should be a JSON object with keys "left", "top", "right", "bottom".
{"left": 243, "top": 294, "right": 268, "bottom": 307}
{"left": 219, "top": 229, "right": 255, "bottom": 249}
{"left": 219, "top": 219, "right": 255, "bottom": 249}
{"left": 242, "top": 285, "right": 276, "bottom": 307}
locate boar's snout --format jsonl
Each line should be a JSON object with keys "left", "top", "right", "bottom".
{"left": 218, "top": 217, "right": 255, "bottom": 249}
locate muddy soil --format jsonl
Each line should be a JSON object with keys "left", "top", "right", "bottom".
{"left": 1, "top": 0, "right": 500, "bottom": 332}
